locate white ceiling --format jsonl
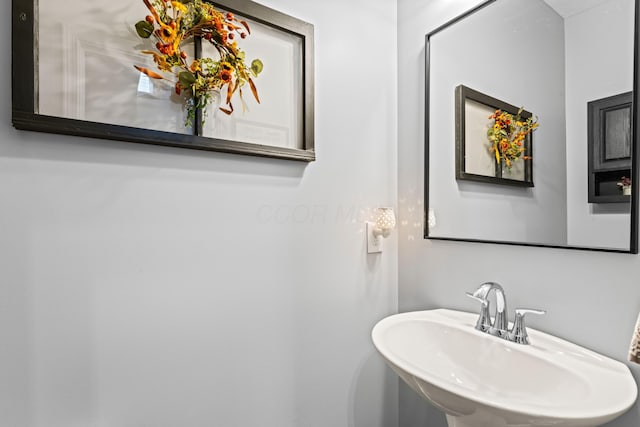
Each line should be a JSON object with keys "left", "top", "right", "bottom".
{"left": 542, "top": 0, "right": 614, "bottom": 18}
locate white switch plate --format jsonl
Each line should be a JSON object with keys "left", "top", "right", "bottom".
{"left": 367, "top": 222, "right": 383, "bottom": 253}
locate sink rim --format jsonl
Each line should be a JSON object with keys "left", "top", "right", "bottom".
{"left": 372, "top": 308, "right": 638, "bottom": 423}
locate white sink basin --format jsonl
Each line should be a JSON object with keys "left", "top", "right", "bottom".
{"left": 372, "top": 309, "right": 637, "bottom": 427}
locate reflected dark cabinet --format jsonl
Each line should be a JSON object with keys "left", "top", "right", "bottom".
{"left": 588, "top": 92, "right": 632, "bottom": 203}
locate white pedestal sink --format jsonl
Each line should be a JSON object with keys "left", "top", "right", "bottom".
{"left": 372, "top": 309, "right": 637, "bottom": 427}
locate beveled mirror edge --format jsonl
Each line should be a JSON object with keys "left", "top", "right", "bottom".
{"left": 424, "top": 0, "right": 639, "bottom": 254}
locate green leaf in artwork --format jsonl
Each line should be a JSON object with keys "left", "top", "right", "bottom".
{"left": 179, "top": 71, "right": 196, "bottom": 87}
{"left": 135, "top": 20, "right": 154, "bottom": 38}
{"left": 250, "top": 59, "right": 263, "bottom": 77}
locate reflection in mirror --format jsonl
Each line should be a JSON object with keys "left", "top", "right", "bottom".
{"left": 425, "top": 0, "right": 638, "bottom": 252}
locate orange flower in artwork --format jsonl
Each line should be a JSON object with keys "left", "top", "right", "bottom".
{"left": 220, "top": 69, "right": 233, "bottom": 84}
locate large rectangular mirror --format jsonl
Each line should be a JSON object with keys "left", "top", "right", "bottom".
{"left": 425, "top": 0, "right": 639, "bottom": 253}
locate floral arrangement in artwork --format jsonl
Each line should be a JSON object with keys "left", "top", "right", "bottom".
{"left": 618, "top": 176, "right": 632, "bottom": 193}
{"left": 133, "top": 0, "right": 264, "bottom": 125}
{"left": 486, "top": 108, "right": 539, "bottom": 171}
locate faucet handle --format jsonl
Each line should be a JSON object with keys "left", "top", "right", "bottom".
{"left": 465, "top": 292, "right": 486, "bottom": 304}
{"left": 465, "top": 292, "right": 491, "bottom": 332}
{"left": 508, "top": 308, "right": 546, "bottom": 345}
{"left": 515, "top": 308, "right": 546, "bottom": 316}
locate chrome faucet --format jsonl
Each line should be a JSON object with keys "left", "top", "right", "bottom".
{"left": 466, "top": 282, "right": 509, "bottom": 338}
{"left": 466, "top": 282, "right": 545, "bottom": 345}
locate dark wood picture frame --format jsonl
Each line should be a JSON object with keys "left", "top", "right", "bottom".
{"left": 12, "top": 0, "right": 315, "bottom": 162}
{"left": 588, "top": 91, "right": 633, "bottom": 203}
{"left": 454, "top": 84, "right": 534, "bottom": 187}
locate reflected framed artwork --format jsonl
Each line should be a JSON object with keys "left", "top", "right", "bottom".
{"left": 12, "top": 0, "right": 315, "bottom": 161}
{"left": 455, "top": 85, "right": 535, "bottom": 187}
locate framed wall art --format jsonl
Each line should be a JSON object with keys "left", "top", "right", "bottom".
{"left": 455, "top": 84, "right": 536, "bottom": 187}
{"left": 12, "top": 0, "right": 315, "bottom": 161}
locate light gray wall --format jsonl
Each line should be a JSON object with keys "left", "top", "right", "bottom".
{"left": 565, "top": 0, "right": 634, "bottom": 248}
{"left": 0, "top": 0, "right": 399, "bottom": 426}
{"left": 428, "top": 0, "right": 568, "bottom": 245}
{"left": 398, "top": 0, "right": 640, "bottom": 426}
